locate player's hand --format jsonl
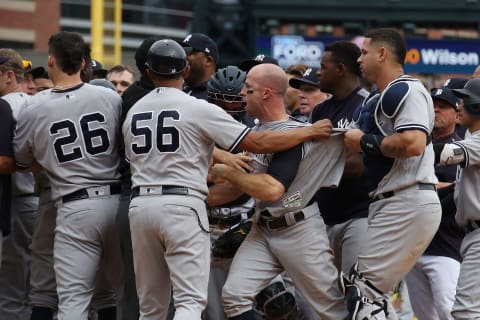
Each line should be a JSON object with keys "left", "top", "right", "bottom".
{"left": 310, "top": 119, "right": 332, "bottom": 140}
{"left": 209, "top": 164, "right": 231, "bottom": 183}
{"left": 223, "top": 153, "right": 253, "bottom": 173}
{"left": 344, "top": 129, "right": 364, "bottom": 154}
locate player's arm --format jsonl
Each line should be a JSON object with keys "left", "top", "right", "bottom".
{"left": 239, "top": 119, "right": 332, "bottom": 154}
{"left": 344, "top": 128, "right": 427, "bottom": 158}
{"left": 343, "top": 152, "right": 364, "bottom": 177}
{"left": 210, "top": 145, "right": 302, "bottom": 201}
{"left": 433, "top": 142, "right": 466, "bottom": 167}
{"left": 0, "top": 156, "right": 14, "bottom": 174}
{"left": 207, "top": 180, "right": 247, "bottom": 207}
{"left": 0, "top": 99, "right": 15, "bottom": 174}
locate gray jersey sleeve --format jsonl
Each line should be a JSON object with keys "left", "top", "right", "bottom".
{"left": 453, "top": 131, "right": 480, "bottom": 225}
{"left": 13, "top": 104, "right": 35, "bottom": 168}
{"left": 194, "top": 100, "right": 250, "bottom": 152}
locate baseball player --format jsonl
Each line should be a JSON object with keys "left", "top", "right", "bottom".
{"left": 405, "top": 87, "right": 464, "bottom": 320}
{"left": 181, "top": 33, "right": 219, "bottom": 100}
{"left": 310, "top": 40, "right": 370, "bottom": 276}
{"left": 0, "top": 48, "right": 39, "bottom": 320}
{"left": 343, "top": 28, "right": 441, "bottom": 319}
{"left": 205, "top": 65, "right": 258, "bottom": 320}
{"left": 13, "top": 31, "right": 123, "bottom": 320}
{"left": 432, "top": 78, "right": 480, "bottom": 319}
{"left": 122, "top": 39, "right": 333, "bottom": 320}
{"left": 0, "top": 90, "right": 15, "bottom": 269}
{"left": 211, "top": 63, "right": 348, "bottom": 320}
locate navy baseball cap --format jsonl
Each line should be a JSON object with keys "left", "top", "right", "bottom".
{"left": 181, "top": 33, "right": 219, "bottom": 64}
{"left": 443, "top": 77, "right": 469, "bottom": 90}
{"left": 452, "top": 78, "right": 480, "bottom": 116}
{"left": 91, "top": 59, "right": 108, "bottom": 78}
{"left": 289, "top": 67, "right": 320, "bottom": 89}
{"left": 239, "top": 54, "right": 279, "bottom": 72}
{"left": 0, "top": 56, "right": 8, "bottom": 65}
{"left": 26, "top": 66, "right": 48, "bottom": 79}
{"left": 430, "top": 88, "right": 460, "bottom": 109}
{"left": 135, "top": 37, "right": 162, "bottom": 72}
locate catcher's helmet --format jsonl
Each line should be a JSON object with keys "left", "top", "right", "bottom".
{"left": 207, "top": 66, "right": 246, "bottom": 103}
{"left": 145, "top": 39, "right": 188, "bottom": 76}
{"left": 452, "top": 78, "right": 480, "bottom": 116}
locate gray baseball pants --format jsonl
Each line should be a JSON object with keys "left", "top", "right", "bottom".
{"left": 353, "top": 188, "right": 441, "bottom": 319}
{"left": 54, "top": 195, "right": 123, "bottom": 320}
{"left": 406, "top": 255, "right": 459, "bottom": 320}
{"left": 129, "top": 194, "right": 210, "bottom": 320}
{"left": 451, "top": 228, "right": 480, "bottom": 319}
{"left": 0, "top": 195, "right": 38, "bottom": 319}
{"left": 222, "top": 211, "right": 348, "bottom": 319}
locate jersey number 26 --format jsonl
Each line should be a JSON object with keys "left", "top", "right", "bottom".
{"left": 50, "top": 112, "right": 110, "bottom": 163}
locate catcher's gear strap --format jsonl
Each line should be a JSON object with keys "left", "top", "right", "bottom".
{"left": 434, "top": 142, "right": 467, "bottom": 167}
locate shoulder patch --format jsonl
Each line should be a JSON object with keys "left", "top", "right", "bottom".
{"left": 380, "top": 81, "right": 410, "bottom": 118}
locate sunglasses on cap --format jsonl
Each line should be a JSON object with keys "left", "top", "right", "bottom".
{"left": 23, "top": 59, "right": 32, "bottom": 70}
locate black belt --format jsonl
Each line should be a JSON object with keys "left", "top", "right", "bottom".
{"left": 208, "top": 208, "right": 255, "bottom": 226}
{"left": 62, "top": 184, "right": 121, "bottom": 203}
{"left": 258, "top": 210, "right": 305, "bottom": 230}
{"left": 464, "top": 220, "right": 480, "bottom": 233}
{"left": 371, "top": 183, "right": 436, "bottom": 202}
{"left": 131, "top": 185, "right": 189, "bottom": 198}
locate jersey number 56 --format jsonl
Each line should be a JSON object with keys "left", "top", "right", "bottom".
{"left": 130, "top": 110, "right": 180, "bottom": 154}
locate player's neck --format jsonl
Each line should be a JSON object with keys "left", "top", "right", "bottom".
{"left": 376, "top": 66, "right": 404, "bottom": 92}
{"left": 52, "top": 73, "right": 82, "bottom": 90}
{"left": 333, "top": 77, "right": 360, "bottom": 100}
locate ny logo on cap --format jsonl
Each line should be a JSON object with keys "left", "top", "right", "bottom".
{"left": 303, "top": 68, "right": 312, "bottom": 77}
{"left": 254, "top": 54, "right": 265, "bottom": 62}
{"left": 434, "top": 88, "right": 443, "bottom": 96}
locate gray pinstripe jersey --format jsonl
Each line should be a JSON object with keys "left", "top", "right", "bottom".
{"left": 13, "top": 83, "right": 122, "bottom": 201}
{"left": 453, "top": 130, "right": 480, "bottom": 225}
{"left": 2, "top": 92, "right": 36, "bottom": 196}
{"left": 249, "top": 118, "right": 346, "bottom": 217}
{"left": 122, "top": 87, "right": 250, "bottom": 198}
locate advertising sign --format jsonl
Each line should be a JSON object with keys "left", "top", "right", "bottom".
{"left": 257, "top": 35, "right": 479, "bottom": 74}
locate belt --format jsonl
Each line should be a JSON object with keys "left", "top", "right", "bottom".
{"left": 464, "top": 220, "right": 480, "bottom": 233}
{"left": 131, "top": 185, "right": 189, "bottom": 198}
{"left": 371, "top": 183, "right": 436, "bottom": 202}
{"left": 208, "top": 208, "right": 254, "bottom": 226}
{"left": 258, "top": 210, "right": 305, "bottom": 230}
{"left": 62, "top": 184, "right": 121, "bottom": 203}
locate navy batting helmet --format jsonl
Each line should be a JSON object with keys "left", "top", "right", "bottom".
{"left": 207, "top": 66, "right": 246, "bottom": 103}
{"left": 452, "top": 78, "right": 480, "bottom": 116}
{"left": 145, "top": 39, "right": 188, "bottom": 76}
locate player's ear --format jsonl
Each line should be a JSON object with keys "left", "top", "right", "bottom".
{"left": 47, "top": 55, "right": 54, "bottom": 69}
{"left": 182, "top": 63, "right": 191, "bottom": 79}
{"left": 80, "top": 59, "right": 86, "bottom": 72}
{"left": 379, "top": 46, "right": 388, "bottom": 62}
